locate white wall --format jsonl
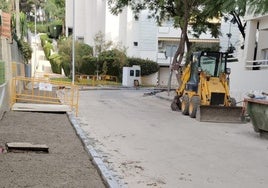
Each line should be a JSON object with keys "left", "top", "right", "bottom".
{"left": 158, "top": 67, "right": 178, "bottom": 87}
{"left": 228, "top": 14, "right": 268, "bottom": 101}
{"left": 66, "top": 0, "right": 106, "bottom": 45}
{"left": 229, "top": 61, "right": 268, "bottom": 101}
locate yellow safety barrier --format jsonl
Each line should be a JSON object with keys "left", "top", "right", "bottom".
{"left": 11, "top": 76, "right": 79, "bottom": 116}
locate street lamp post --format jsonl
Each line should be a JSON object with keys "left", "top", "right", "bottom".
{"left": 34, "top": 5, "right": 37, "bottom": 77}
{"left": 72, "top": 0, "right": 75, "bottom": 84}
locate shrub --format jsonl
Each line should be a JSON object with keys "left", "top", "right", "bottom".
{"left": 98, "top": 49, "right": 127, "bottom": 80}
{"left": 61, "top": 60, "right": 70, "bottom": 76}
{"left": 49, "top": 54, "right": 62, "bottom": 74}
{"left": 48, "top": 24, "right": 62, "bottom": 39}
{"left": 78, "top": 57, "right": 97, "bottom": 75}
{"left": 28, "top": 23, "right": 48, "bottom": 33}
{"left": 127, "top": 57, "right": 159, "bottom": 76}
{"left": 39, "top": 34, "right": 51, "bottom": 47}
{"left": 17, "top": 39, "right": 33, "bottom": 64}
{"left": 43, "top": 42, "right": 53, "bottom": 59}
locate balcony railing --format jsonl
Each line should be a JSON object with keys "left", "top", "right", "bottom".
{"left": 245, "top": 60, "right": 268, "bottom": 69}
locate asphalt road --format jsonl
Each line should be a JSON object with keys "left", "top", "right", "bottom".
{"left": 77, "top": 89, "right": 268, "bottom": 188}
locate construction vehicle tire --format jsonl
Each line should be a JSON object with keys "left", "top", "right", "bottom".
{"left": 189, "top": 96, "right": 200, "bottom": 118}
{"left": 181, "top": 95, "right": 189, "bottom": 115}
{"left": 171, "top": 96, "right": 181, "bottom": 111}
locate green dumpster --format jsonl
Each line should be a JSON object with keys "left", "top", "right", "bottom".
{"left": 246, "top": 98, "right": 268, "bottom": 133}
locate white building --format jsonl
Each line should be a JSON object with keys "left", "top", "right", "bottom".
{"left": 65, "top": 0, "right": 223, "bottom": 86}
{"left": 228, "top": 13, "right": 268, "bottom": 100}
{"left": 65, "top": 1, "right": 267, "bottom": 96}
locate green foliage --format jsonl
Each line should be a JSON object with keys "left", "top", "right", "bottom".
{"left": 94, "top": 31, "right": 113, "bottom": 55}
{"left": 61, "top": 60, "right": 70, "bottom": 76}
{"left": 17, "top": 39, "right": 33, "bottom": 63}
{"left": 75, "top": 43, "right": 94, "bottom": 71}
{"left": 77, "top": 49, "right": 159, "bottom": 79}
{"left": 127, "top": 57, "right": 159, "bottom": 76}
{"left": 58, "top": 37, "right": 94, "bottom": 76}
{"left": 102, "top": 61, "right": 108, "bottom": 75}
{"left": 98, "top": 49, "right": 127, "bottom": 80}
{"left": 43, "top": 42, "right": 53, "bottom": 59}
{"left": 19, "top": 12, "right": 28, "bottom": 39}
{"left": 20, "top": 0, "right": 46, "bottom": 14}
{"left": 39, "top": 34, "right": 51, "bottom": 47}
{"left": 28, "top": 22, "right": 48, "bottom": 33}
{"left": 0, "top": 0, "right": 10, "bottom": 12}
{"left": 58, "top": 38, "right": 72, "bottom": 72}
{"left": 47, "top": 21, "right": 63, "bottom": 39}
{"left": 78, "top": 57, "right": 97, "bottom": 75}
{"left": 44, "top": 0, "right": 65, "bottom": 21}
{"left": 185, "top": 43, "right": 220, "bottom": 62}
{"left": 48, "top": 53, "right": 61, "bottom": 74}
{"left": 108, "top": 0, "right": 268, "bottom": 68}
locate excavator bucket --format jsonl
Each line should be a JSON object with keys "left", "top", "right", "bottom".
{"left": 196, "top": 105, "right": 243, "bottom": 123}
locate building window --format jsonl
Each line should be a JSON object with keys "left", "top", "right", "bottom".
{"left": 135, "top": 70, "right": 140, "bottom": 77}
{"left": 130, "top": 70, "right": 134, "bottom": 76}
{"left": 68, "top": 27, "right": 73, "bottom": 36}
{"left": 133, "top": 42, "right": 138, "bottom": 47}
{"left": 77, "top": 37, "right": 84, "bottom": 43}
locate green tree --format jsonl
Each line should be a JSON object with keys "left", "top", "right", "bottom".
{"left": 221, "top": 0, "right": 268, "bottom": 42}
{"left": 108, "top": 0, "right": 268, "bottom": 82}
{"left": 98, "top": 49, "right": 127, "bottom": 80}
{"left": 58, "top": 37, "right": 93, "bottom": 76}
{"left": 44, "top": 0, "right": 65, "bottom": 34}
{"left": 108, "top": 0, "right": 223, "bottom": 81}
{"left": 93, "top": 31, "right": 113, "bottom": 55}
{"left": 0, "top": 0, "right": 11, "bottom": 12}
{"left": 20, "top": 0, "right": 46, "bottom": 16}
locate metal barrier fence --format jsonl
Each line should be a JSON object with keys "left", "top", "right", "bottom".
{"left": 11, "top": 76, "right": 79, "bottom": 115}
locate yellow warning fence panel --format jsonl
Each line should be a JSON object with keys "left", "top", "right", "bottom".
{"left": 11, "top": 76, "right": 79, "bottom": 116}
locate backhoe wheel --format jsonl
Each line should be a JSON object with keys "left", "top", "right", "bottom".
{"left": 181, "top": 95, "right": 189, "bottom": 115}
{"left": 189, "top": 96, "right": 201, "bottom": 118}
{"left": 171, "top": 96, "right": 181, "bottom": 111}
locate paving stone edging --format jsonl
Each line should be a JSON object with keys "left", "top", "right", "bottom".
{"left": 67, "top": 112, "right": 121, "bottom": 188}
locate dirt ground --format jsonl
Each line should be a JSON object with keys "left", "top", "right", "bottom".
{"left": 0, "top": 111, "right": 106, "bottom": 188}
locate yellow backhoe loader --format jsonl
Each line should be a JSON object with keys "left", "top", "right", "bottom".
{"left": 171, "top": 51, "right": 243, "bottom": 123}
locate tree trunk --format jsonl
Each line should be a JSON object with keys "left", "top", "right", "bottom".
{"left": 171, "top": 0, "right": 190, "bottom": 84}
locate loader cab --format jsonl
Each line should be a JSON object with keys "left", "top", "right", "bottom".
{"left": 186, "top": 51, "right": 228, "bottom": 92}
{"left": 198, "top": 51, "right": 227, "bottom": 77}
{"left": 185, "top": 53, "right": 200, "bottom": 92}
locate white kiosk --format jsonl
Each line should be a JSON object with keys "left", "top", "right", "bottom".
{"left": 122, "top": 65, "right": 141, "bottom": 87}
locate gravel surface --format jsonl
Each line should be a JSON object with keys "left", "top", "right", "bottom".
{"left": 0, "top": 111, "right": 106, "bottom": 188}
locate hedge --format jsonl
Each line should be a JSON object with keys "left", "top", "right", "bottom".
{"left": 127, "top": 57, "right": 159, "bottom": 76}
{"left": 49, "top": 54, "right": 62, "bottom": 74}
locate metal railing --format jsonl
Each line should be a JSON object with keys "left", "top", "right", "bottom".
{"left": 245, "top": 60, "right": 268, "bottom": 69}
{"left": 11, "top": 76, "right": 79, "bottom": 116}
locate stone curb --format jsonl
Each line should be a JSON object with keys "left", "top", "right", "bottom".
{"left": 67, "top": 112, "right": 121, "bottom": 188}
